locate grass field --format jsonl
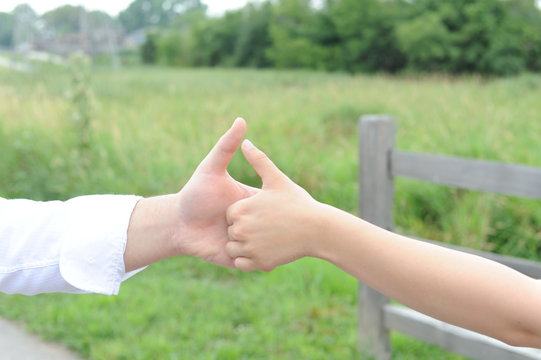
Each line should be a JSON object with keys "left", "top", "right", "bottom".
{"left": 0, "top": 65, "right": 540, "bottom": 359}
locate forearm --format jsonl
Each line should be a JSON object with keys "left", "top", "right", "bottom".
{"left": 125, "top": 194, "right": 180, "bottom": 272}
{"left": 314, "top": 204, "right": 541, "bottom": 347}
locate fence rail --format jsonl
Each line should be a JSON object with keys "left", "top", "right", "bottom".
{"left": 391, "top": 151, "right": 541, "bottom": 199}
{"left": 384, "top": 306, "right": 541, "bottom": 360}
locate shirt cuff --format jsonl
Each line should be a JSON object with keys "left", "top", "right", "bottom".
{"left": 59, "top": 195, "right": 145, "bottom": 295}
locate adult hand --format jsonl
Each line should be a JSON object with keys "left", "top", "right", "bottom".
{"left": 174, "top": 118, "right": 259, "bottom": 267}
{"left": 225, "top": 140, "right": 324, "bottom": 272}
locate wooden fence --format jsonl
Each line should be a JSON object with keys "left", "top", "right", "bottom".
{"left": 358, "top": 115, "right": 541, "bottom": 360}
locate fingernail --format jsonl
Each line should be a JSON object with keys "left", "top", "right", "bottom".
{"left": 243, "top": 139, "right": 255, "bottom": 150}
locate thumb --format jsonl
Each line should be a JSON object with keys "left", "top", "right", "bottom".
{"left": 241, "top": 139, "right": 288, "bottom": 188}
{"left": 197, "top": 117, "right": 246, "bottom": 174}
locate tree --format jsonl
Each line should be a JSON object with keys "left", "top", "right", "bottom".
{"left": 0, "top": 12, "right": 14, "bottom": 47}
{"left": 87, "top": 10, "right": 117, "bottom": 30}
{"left": 266, "top": 0, "right": 328, "bottom": 69}
{"left": 395, "top": 12, "right": 455, "bottom": 71}
{"left": 12, "top": 4, "right": 38, "bottom": 52}
{"left": 42, "top": 5, "right": 82, "bottom": 36}
{"left": 157, "top": 29, "right": 186, "bottom": 65}
{"left": 163, "top": 3, "right": 274, "bottom": 68}
{"left": 141, "top": 31, "right": 158, "bottom": 63}
{"left": 130, "top": 0, "right": 541, "bottom": 75}
{"left": 231, "top": 2, "right": 274, "bottom": 67}
{"left": 502, "top": 0, "right": 541, "bottom": 72}
{"left": 326, "top": 0, "right": 406, "bottom": 73}
{"left": 119, "top": 0, "right": 207, "bottom": 33}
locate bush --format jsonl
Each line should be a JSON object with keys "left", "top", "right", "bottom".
{"left": 396, "top": 12, "right": 454, "bottom": 71}
{"left": 140, "top": 32, "right": 158, "bottom": 64}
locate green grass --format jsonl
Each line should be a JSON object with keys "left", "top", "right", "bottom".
{"left": 0, "top": 66, "right": 540, "bottom": 359}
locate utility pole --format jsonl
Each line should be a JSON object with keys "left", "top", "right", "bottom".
{"left": 79, "top": 6, "right": 89, "bottom": 54}
{"left": 13, "top": 5, "right": 35, "bottom": 54}
{"left": 106, "top": 21, "right": 121, "bottom": 70}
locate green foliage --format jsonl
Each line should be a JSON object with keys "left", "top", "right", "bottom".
{"left": 396, "top": 12, "right": 454, "bottom": 71}
{"left": 119, "top": 0, "right": 207, "bottom": 33}
{"left": 393, "top": 0, "right": 541, "bottom": 75}
{"left": 156, "top": 30, "right": 185, "bottom": 66}
{"left": 67, "top": 54, "right": 93, "bottom": 152}
{"left": 0, "top": 12, "right": 14, "bottom": 47}
{"left": 6, "top": 0, "right": 538, "bottom": 75}
{"left": 42, "top": 5, "right": 82, "bottom": 35}
{"left": 267, "top": 27, "right": 327, "bottom": 69}
{"left": 503, "top": 0, "right": 541, "bottom": 72}
{"left": 158, "top": 3, "right": 274, "bottom": 68}
{"left": 266, "top": 0, "right": 326, "bottom": 69}
{"left": 191, "top": 11, "right": 246, "bottom": 67}
{"left": 11, "top": 4, "right": 39, "bottom": 48}
{"left": 325, "top": 0, "right": 406, "bottom": 73}
{"left": 447, "top": 0, "right": 524, "bottom": 75}
{"left": 141, "top": 0, "right": 541, "bottom": 76}
{"left": 140, "top": 32, "right": 158, "bottom": 64}
{"left": 231, "top": 3, "right": 274, "bottom": 68}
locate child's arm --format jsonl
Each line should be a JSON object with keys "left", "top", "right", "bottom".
{"left": 225, "top": 140, "right": 541, "bottom": 348}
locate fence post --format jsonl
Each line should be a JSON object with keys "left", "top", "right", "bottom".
{"left": 358, "top": 115, "right": 396, "bottom": 360}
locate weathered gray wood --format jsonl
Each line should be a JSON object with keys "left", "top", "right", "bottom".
{"left": 384, "top": 305, "right": 541, "bottom": 360}
{"left": 417, "top": 238, "right": 541, "bottom": 279}
{"left": 358, "top": 115, "right": 395, "bottom": 360}
{"left": 360, "top": 115, "right": 395, "bottom": 230}
{"left": 391, "top": 151, "right": 541, "bottom": 199}
{"left": 359, "top": 287, "right": 392, "bottom": 359}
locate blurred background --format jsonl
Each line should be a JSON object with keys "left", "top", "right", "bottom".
{"left": 0, "top": 0, "right": 540, "bottom": 359}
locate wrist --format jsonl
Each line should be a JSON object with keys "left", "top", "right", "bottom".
{"left": 125, "top": 194, "right": 179, "bottom": 271}
{"left": 306, "top": 203, "right": 353, "bottom": 263}
{"left": 302, "top": 202, "right": 338, "bottom": 260}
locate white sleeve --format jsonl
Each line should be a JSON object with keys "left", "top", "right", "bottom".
{"left": 0, "top": 195, "right": 145, "bottom": 296}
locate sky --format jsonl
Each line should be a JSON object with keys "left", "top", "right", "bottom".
{"left": 0, "top": 0, "right": 253, "bottom": 16}
{"left": 2, "top": 0, "right": 539, "bottom": 15}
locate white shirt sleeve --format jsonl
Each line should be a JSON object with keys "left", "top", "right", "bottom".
{"left": 0, "top": 195, "right": 145, "bottom": 296}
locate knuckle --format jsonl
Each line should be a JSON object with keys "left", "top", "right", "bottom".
{"left": 229, "top": 225, "right": 245, "bottom": 240}
{"left": 227, "top": 227, "right": 238, "bottom": 240}
{"left": 225, "top": 241, "right": 236, "bottom": 253}
{"left": 227, "top": 202, "right": 249, "bottom": 221}
{"left": 242, "top": 243, "right": 256, "bottom": 257}
{"left": 226, "top": 206, "right": 239, "bottom": 221}
{"left": 252, "top": 150, "right": 268, "bottom": 162}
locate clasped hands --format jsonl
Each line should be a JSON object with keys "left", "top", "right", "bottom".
{"left": 186, "top": 117, "right": 329, "bottom": 273}
{"left": 144, "top": 118, "right": 325, "bottom": 271}
{"left": 125, "top": 117, "right": 327, "bottom": 273}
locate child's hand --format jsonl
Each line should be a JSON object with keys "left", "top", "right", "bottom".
{"left": 225, "top": 140, "right": 326, "bottom": 272}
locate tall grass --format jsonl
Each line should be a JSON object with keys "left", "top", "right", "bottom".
{"left": 0, "top": 66, "right": 539, "bottom": 359}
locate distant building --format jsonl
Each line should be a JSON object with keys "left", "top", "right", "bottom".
{"left": 123, "top": 29, "right": 148, "bottom": 51}
{"left": 34, "top": 27, "right": 124, "bottom": 57}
